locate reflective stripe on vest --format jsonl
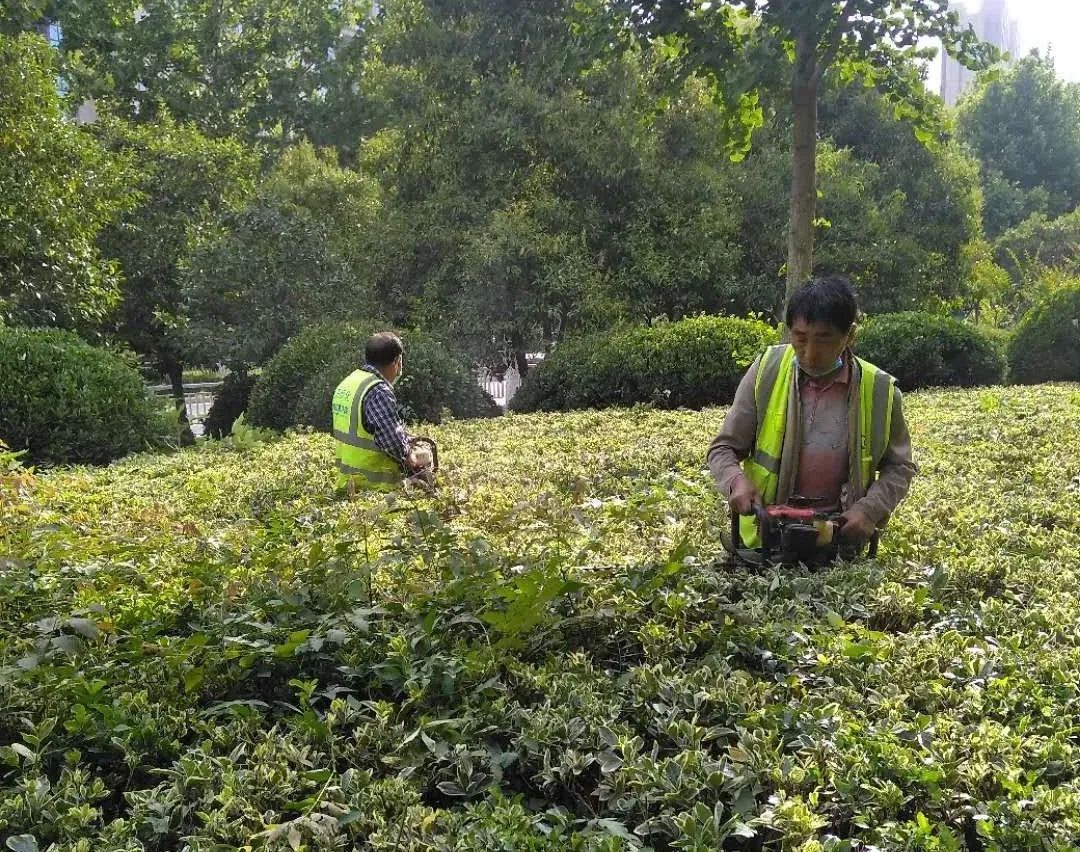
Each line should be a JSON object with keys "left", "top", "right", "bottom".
{"left": 332, "top": 370, "right": 403, "bottom": 492}
{"left": 739, "top": 345, "right": 895, "bottom": 547}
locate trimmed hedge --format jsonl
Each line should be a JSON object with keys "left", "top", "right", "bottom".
{"left": 247, "top": 322, "right": 497, "bottom": 430}
{"left": 510, "top": 315, "right": 779, "bottom": 412}
{"left": 853, "top": 312, "right": 1006, "bottom": 390}
{"left": 1008, "top": 284, "right": 1080, "bottom": 384}
{"left": 0, "top": 327, "right": 162, "bottom": 465}
{"left": 246, "top": 324, "right": 333, "bottom": 431}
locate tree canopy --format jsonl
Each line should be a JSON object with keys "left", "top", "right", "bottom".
{"left": 958, "top": 53, "right": 1080, "bottom": 236}
{"left": 589, "top": 0, "right": 997, "bottom": 302}
{"left": 0, "top": 33, "right": 132, "bottom": 331}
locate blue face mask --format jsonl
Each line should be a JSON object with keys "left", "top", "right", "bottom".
{"left": 795, "top": 355, "right": 843, "bottom": 378}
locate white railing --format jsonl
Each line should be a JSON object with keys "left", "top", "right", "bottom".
{"left": 476, "top": 354, "right": 544, "bottom": 410}
{"left": 149, "top": 382, "right": 221, "bottom": 438}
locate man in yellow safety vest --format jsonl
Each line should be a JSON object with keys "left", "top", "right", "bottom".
{"left": 708, "top": 276, "right": 917, "bottom": 548}
{"left": 331, "top": 332, "right": 424, "bottom": 492}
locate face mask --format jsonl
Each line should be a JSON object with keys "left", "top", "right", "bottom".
{"left": 795, "top": 355, "right": 843, "bottom": 378}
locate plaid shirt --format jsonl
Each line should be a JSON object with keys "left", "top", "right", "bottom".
{"left": 359, "top": 364, "right": 410, "bottom": 467}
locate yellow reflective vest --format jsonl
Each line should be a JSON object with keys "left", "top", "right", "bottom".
{"left": 332, "top": 369, "right": 404, "bottom": 492}
{"left": 740, "top": 344, "right": 896, "bottom": 547}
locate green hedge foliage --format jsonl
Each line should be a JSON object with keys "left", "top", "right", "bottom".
{"left": 0, "top": 326, "right": 162, "bottom": 465}
{"left": 854, "top": 312, "right": 1007, "bottom": 390}
{"left": 510, "top": 315, "right": 779, "bottom": 412}
{"left": 247, "top": 322, "right": 497, "bottom": 430}
{"left": 1008, "top": 284, "right": 1080, "bottom": 383}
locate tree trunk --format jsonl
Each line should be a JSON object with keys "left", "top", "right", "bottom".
{"left": 165, "top": 358, "right": 188, "bottom": 422}
{"left": 511, "top": 331, "right": 529, "bottom": 378}
{"left": 786, "top": 39, "right": 819, "bottom": 306}
{"left": 513, "top": 349, "right": 530, "bottom": 380}
{"left": 163, "top": 356, "right": 195, "bottom": 444}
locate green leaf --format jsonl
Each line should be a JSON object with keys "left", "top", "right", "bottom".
{"left": 67, "top": 618, "right": 100, "bottom": 639}
{"left": 598, "top": 750, "right": 624, "bottom": 773}
{"left": 437, "top": 780, "right": 466, "bottom": 797}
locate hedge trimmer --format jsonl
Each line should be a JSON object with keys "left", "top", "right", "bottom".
{"left": 727, "top": 499, "right": 879, "bottom": 568}
{"left": 404, "top": 436, "right": 439, "bottom": 491}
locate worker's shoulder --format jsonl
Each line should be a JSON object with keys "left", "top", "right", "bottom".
{"left": 851, "top": 356, "right": 905, "bottom": 405}
{"left": 333, "top": 368, "right": 366, "bottom": 393}
{"left": 746, "top": 343, "right": 792, "bottom": 379}
{"left": 361, "top": 374, "right": 396, "bottom": 402}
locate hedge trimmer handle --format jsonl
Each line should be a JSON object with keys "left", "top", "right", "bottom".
{"left": 730, "top": 501, "right": 770, "bottom": 554}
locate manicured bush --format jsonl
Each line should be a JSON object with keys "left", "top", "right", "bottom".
{"left": 245, "top": 322, "right": 344, "bottom": 431}
{"left": 1008, "top": 283, "right": 1080, "bottom": 383}
{"left": 202, "top": 371, "right": 257, "bottom": 438}
{"left": 854, "top": 312, "right": 1006, "bottom": 390}
{"left": 248, "top": 322, "right": 497, "bottom": 430}
{"left": 510, "top": 315, "right": 779, "bottom": 412}
{"left": 0, "top": 326, "right": 162, "bottom": 465}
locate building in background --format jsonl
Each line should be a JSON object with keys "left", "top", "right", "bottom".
{"left": 33, "top": 19, "right": 99, "bottom": 123}
{"left": 940, "top": 0, "right": 1021, "bottom": 106}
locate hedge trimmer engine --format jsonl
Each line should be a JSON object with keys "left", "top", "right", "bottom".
{"left": 728, "top": 501, "right": 878, "bottom": 567}
{"left": 405, "top": 436, "right": 439, "bottom": 490}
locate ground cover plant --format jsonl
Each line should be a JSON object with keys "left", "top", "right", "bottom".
{"left": 1, "top": 385, "right": 1079, "bottom": 850}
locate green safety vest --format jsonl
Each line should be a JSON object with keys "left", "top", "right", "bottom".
{"left": 332, "top": 369, "right": 404, "bottom": 492}
{"left": 740, "top": 344, "right": 896, "bottom": 547}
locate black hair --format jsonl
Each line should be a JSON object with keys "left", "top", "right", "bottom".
{"left": 784, "top": 275, "right": 859, "bottom": 331}
{"left": 365, "top": 331, "right": 404, "bottom": 368}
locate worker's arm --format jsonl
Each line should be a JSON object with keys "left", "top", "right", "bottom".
{"left": 361, "top": 383, "right": 412, "bottom": 469}
{"left": 852, "top": 385, "right": 917, "bottom": 526}
{"left": 707, "top": 357, "right": 761, "bottom": 503}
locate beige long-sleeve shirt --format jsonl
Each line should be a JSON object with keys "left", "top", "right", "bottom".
{"left": 707, "top": 350, "right": 917, "bottom": 526}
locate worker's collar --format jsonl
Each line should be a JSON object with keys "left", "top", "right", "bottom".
{"left": 362, "top": 362, "right": 389, "bottom": 382}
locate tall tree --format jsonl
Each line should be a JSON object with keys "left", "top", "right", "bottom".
{"left": 355, "top": 0, "right": 745, "bottom": 370}
{"left": 817, "top": 83, "right": 983, "bottom": 311}
{"left": 181, "top": 142, "right": 383, "bottom": 368}
{"left": 958, "top": 53, "right": 1080, "bottom": 237}
{"left": 594, "top": 0, "right": 997, "bottom": 304}
{"left": 95, "top": 116, "right": 258, "bottom": 404}
{"left": 0, "top": 32, "right": 133, "bottom": 331}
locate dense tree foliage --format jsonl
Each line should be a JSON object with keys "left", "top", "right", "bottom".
{"left": 43, "top": 0, "right": 375, "bottom": 147}
{"left": 3, "top": 0, "right": 1075, "bottom": 378}
{"left": 958, "top": 54, "right": 1080, "bottom": 237}
{"left": 95, "top": 116, "right": 258, "bottom": 395}
{"left": 593, "top": 0, "right": 996, "bottom": 300}
{"left": 0, "top": 33, "right": 132, "bottom": 331}
{"left": 181, "top": 143, "right": 382, "bottom": 368}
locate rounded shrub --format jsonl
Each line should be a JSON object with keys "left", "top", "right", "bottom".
{"left": 248, "top": 322, "right": 497, "bottom": 431}
{"left": 0, "top": 327, "right": 162, "bottom": 465}
{"left": 853, "top": 312, "right": 1006, "bottom": 391}
{"left": 246, "top": 323, "right": 341, "bottom": 431}
{"left": 203, "top": 371, "right": 257, "bottom": 438}
{"left": 1008, "top": 284, "right": 1080, "bottom": 384}
{"left": 511, "top": 315, "right": 779, "bottom": 413}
